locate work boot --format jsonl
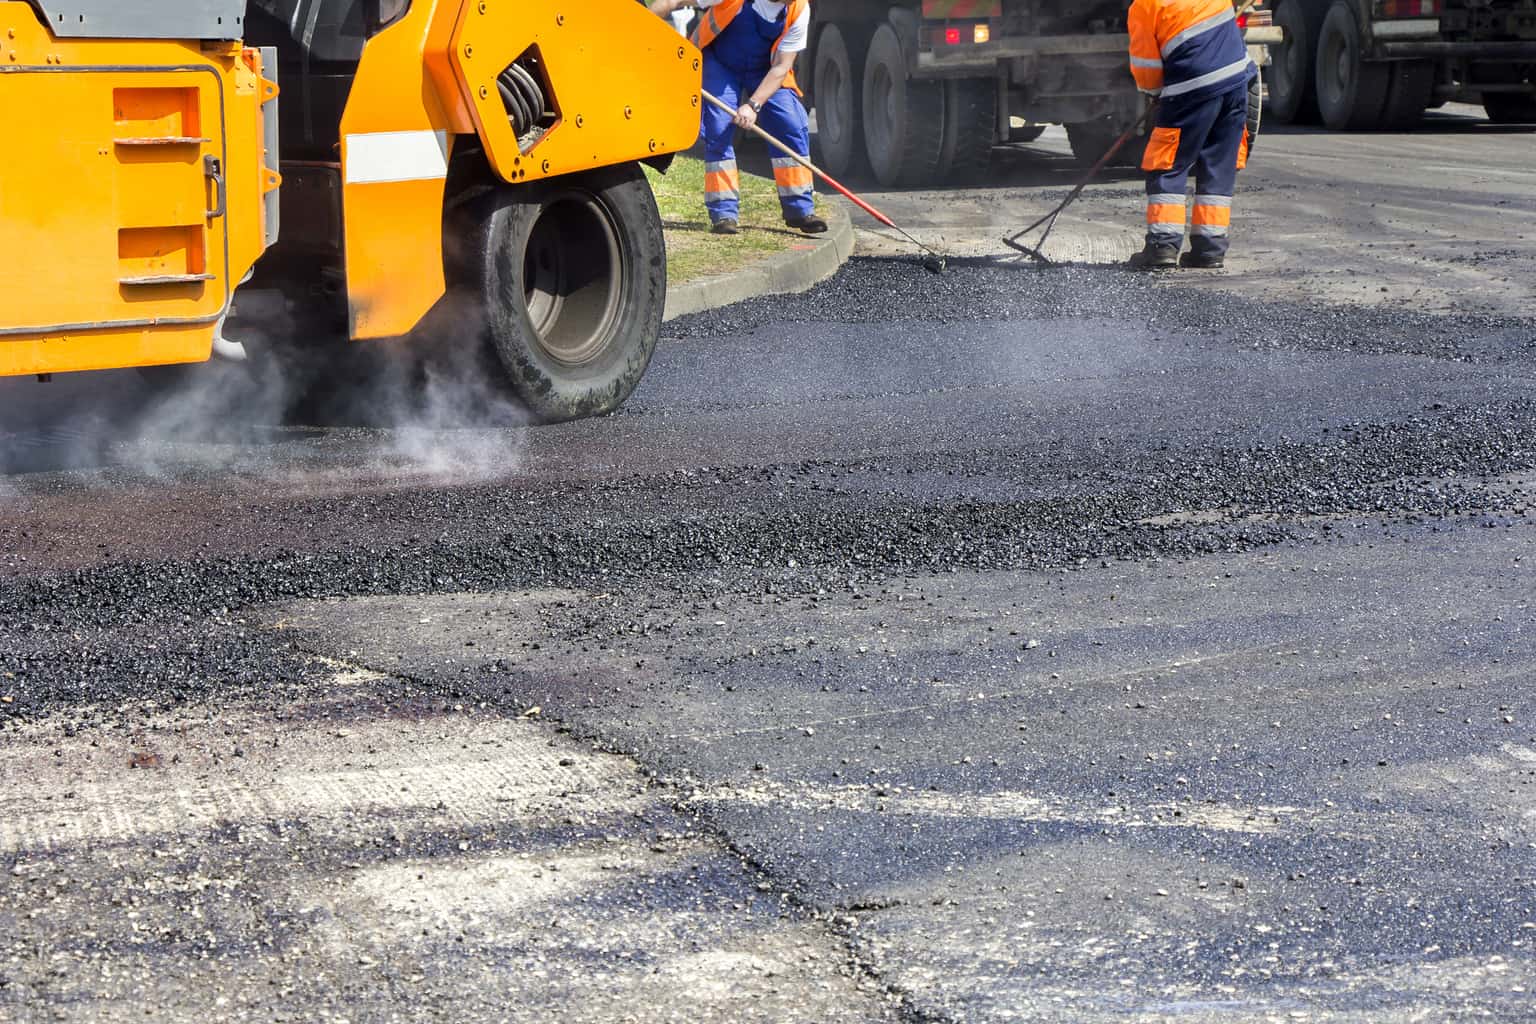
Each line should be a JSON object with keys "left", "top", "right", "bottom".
{"left": 1179, "top": 250, "right": 1225, "bottom": 269}
{"left": 711, "top": 218, "right": 740, "bottom": 236}
{"left": 785, "top": 214, "right": 828, "bottom": 235}
{"left": 1127, "top": 242, "right": 1179, "bottom": 271}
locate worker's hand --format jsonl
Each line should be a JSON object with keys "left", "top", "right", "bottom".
{"left": 733, "top": 103, "right": 758, "bottom": 129}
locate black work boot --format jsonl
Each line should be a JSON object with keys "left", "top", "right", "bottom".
{"left": 711, "top": 218, "right": 740, "bottom": 236}
{"left": 1179, "top": 250, "right": 1225, "bottom": 269}
{"left": 1127, "top": 242, "right": 1179, "bottom": 270}
{"left": 785, "top": 214, "right": 828, "bottom": 234}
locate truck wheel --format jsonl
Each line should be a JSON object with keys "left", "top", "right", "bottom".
{"left": 1065, "top": 119, "right": 1147, "bottom": 169}
{"left": 861, "top": 23, "right": 946, "bottom": 187}
{"left": 458, "top": 163, "right": 663, "bottom": 424}
{"left": 1381, "top": 60, "right": 1434, "bottom": 129}
{"left": 937, "top": 78, "right": 997, "bottom": 183}
{"left": 1483, "top": 92, "right": 1536, "bottom": 124}
{"left": 1267, "top": 0, "right": 1319, "bottom": 123}
{"left": 1315, "top": 1, "right": 1389, "bottom": 130}
{"left": 1247, "top": 67, "right": 1264, "bottom": 153}
{"left": 813, "top": 23, "right": 870, "bottom": 178}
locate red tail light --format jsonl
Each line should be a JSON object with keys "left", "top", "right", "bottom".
{"left": 1379, "top": 0, "right": 1443, "bottom": 16}
{"left": 944, "top": 26, "right": 961, "bottom": 44}
{"left": 1236, "top": 13, "right": 1248, "bottom": 28}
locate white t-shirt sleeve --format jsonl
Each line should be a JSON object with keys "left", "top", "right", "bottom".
{"left": 778, "top": 7, "right": 810, "bottom": 53}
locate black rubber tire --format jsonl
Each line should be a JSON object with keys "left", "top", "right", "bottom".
{"left": 812, "top": 23, "right": 870, "bottom": 179}
{"left": 937, "top": 78, "right": 997, "bottom": 183}
{"left": 1267, "top": 0, "right": 1319, "bottom": 124}
{"left": 1247, "top": 67, "right": 1264, "bottom": 155}
{"left": 861, "top": 22, "right": 946, "bottom": 187}
{"left": 1315, "top": 1, "right": 1389, "bottom": 130}
{"left": 1483, "top": 91, "right": 1536, "bottom": 124}
{"left": 456, "top": 163, "right": 663, "bottom": 424}
{"left": 1065, "top": 118, "right": 1148, "bottom": 169}
{"left": 1381, "top": 60, "right": 1434, "bottom": 129}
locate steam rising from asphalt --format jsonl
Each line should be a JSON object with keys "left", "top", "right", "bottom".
{"left": 0, "top": 309, "right": 531, "bottom": 487}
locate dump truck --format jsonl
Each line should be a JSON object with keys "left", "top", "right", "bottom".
{"left": 1266, "top": 0, "right": 1536, "bottom": 129}
{"left": 0, "top": 0, "right": 701, "bottom": 422}
{"left": 802, "top": 0, "right": 1278, "bottom": 185}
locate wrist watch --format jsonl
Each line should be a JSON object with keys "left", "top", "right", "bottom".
{"left": 747, "top": 100, "right": 762, "bottom": 113}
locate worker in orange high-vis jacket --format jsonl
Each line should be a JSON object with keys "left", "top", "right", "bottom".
{"left": 1127, "top": 0, "right": 1256, "bottom": 269}
{"left": 649, "top": 0, "right": 824, "bottom": 236}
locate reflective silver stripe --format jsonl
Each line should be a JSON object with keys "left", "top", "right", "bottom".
{"left": 1160, "top": 6, "right": 1235, "bottom": 58}
{"left": 771, "top": 157, "right": 805, "bottom": 167}
{"left": 1193, "top": 194, "right": 1232, "bottom": 206}
{"left": 1148, "top": 225, "right": 1184, "bottom": 239}
{"left": 705, "top": 159, "right": 738, "bottom": 172}
{"left": 705, "top": 190, "right": 738, "bottom": 203}
{"left": 1130, "top": 56, "right": 1164, "bottom": 70}
{"left": 1160, "top": 57, "right": 1251, "bottom": 98}
{"left": 776, "top": 185, "right": 813, "bottom": 196}
{"left": 1191, "top": 223, "right": 1229, "bottom": 236}
{"left": 1147, "top": 193, "right": 1186, "bottom": 206}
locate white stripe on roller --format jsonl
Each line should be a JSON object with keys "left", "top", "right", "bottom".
{"left": 1147, "top": 193, "right": 1187, "bottom": 206}
{"left": 1193, "top": 194, "right": 1232, "bottom": 207}
{"left": 1160, "top": 57, "right": 1252, "bottom": 98}
{"left": 1191, "top": 224, "right": 1229, "bottom": 236}
{"left": 1160, "top": 6, "right": 1235, "bottom": 57}
{"left": 344, "top": 130, "right": 449, "bottom": 185}
{"left": 1130, "top": 56, "right": 1164, "bottom": 69}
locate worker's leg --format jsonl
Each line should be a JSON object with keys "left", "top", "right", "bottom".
{"left": 700, "top": 56, "right": 741, "bottom": 226}
{"left": 1139, "top": 94, "right": 1220, "bottom": 259}
{"left": 1187, "top": 83, "right": 1250, "bottom": 265}
{"left": 754, "top": 88, "right": 817, "bottom": 224}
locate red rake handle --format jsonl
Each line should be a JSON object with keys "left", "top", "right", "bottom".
{"left": 700, "top": 90, "right": 899, "bottom": 230}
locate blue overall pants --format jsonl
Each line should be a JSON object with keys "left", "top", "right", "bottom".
{"left": 1143, "top": 80, "right": 1250, "bottom": 259}
{"left": 699, "top": 9, "right": 814, "bottom": 224}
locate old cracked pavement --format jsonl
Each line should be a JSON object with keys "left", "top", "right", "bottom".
{"left": 2, "top": 111, "right": 1535, "bottom": 1023}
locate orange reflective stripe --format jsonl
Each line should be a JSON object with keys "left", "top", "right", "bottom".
{"left": 704, "top": 169, "right": 740, "bottom": 194}
{"left": 1191, "top": 204, "right": 1231, "bottom": 227}
{"left": 1128, "top": 0, "right": 1162, "bottom": 65}
{"left": 1146, "top": 203, "right": 1187, "bottom": 226}
{"left": 1141, "top": 125, "right": 1181, "bottom": 171}
{"left": 772, "top": 164, "right": 814, "bottom": 189}
{"left": 1237, "top": 128, "right": 1250, "bottom": 170}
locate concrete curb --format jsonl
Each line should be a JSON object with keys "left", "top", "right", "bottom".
{"left": 662, "top": 198, "right": 854, "bottom": 321}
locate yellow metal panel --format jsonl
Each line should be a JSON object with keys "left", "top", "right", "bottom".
{"left": 339, "top": 1, "right": 453, "bottom": 340}
{"left": 448, "top": 0, "right": 703, "bottom": 184}
{"left": 0, "top": 4, "right": 276, "bottom": 376}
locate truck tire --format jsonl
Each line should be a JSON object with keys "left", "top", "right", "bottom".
{"left": 1247, "top": 67, "right": 1264, "bottom": 153}
{"left": 861, "top": 23, "right": 946, "bottom": 187}
{"left": 1065, "top": 118, "right": 1148, "bottom": 169}
{"left": 813, "top": 23, "right": 870, "bottom": 178}
{"left": 1315, "top": 1, "right": 1389, "bottom": 130}
{"left": 1267, "top": 0, "right": 1319, "bottom": 123}
{"left": 938, "top": 78, "right": 996, "bottom": 183}
{"left": 1483, "top": 91, "right": 1536, "bottom": 124}
{"left": 458, "top": 163, "right": 663, "bottom": 424}
{"left": 1380, "top": 60, "right": 1434, "bottom": 129}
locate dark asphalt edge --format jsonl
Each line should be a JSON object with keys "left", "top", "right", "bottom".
{"left": 662, "top": 199, "right": 854, "bottom": 321}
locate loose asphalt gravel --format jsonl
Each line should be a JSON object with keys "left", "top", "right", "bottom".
{"left": 3, "top": 257, "right": 1536, "bottom": 1022}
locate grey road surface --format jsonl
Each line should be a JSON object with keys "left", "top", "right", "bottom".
{"left": 2, "top": 116, "right": 1535, "bottom": 1023}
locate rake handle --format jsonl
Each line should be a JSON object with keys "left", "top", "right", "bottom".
{"left": 700, "top": 90, "right": 899, "bottom": 230}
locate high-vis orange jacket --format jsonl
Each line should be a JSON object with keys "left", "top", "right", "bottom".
{"left": 1128, "top": 0, "right": 1253, "bottom": 102}
{"left": 692, "top": 0, "right": 810, "bottom": 93}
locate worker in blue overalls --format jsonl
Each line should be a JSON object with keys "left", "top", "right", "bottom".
{"left": 649, "top": 0, "right": 826, "bottom": 236}
{"left": 1127, "top": 0, "right": 1256, "bottom": 269}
